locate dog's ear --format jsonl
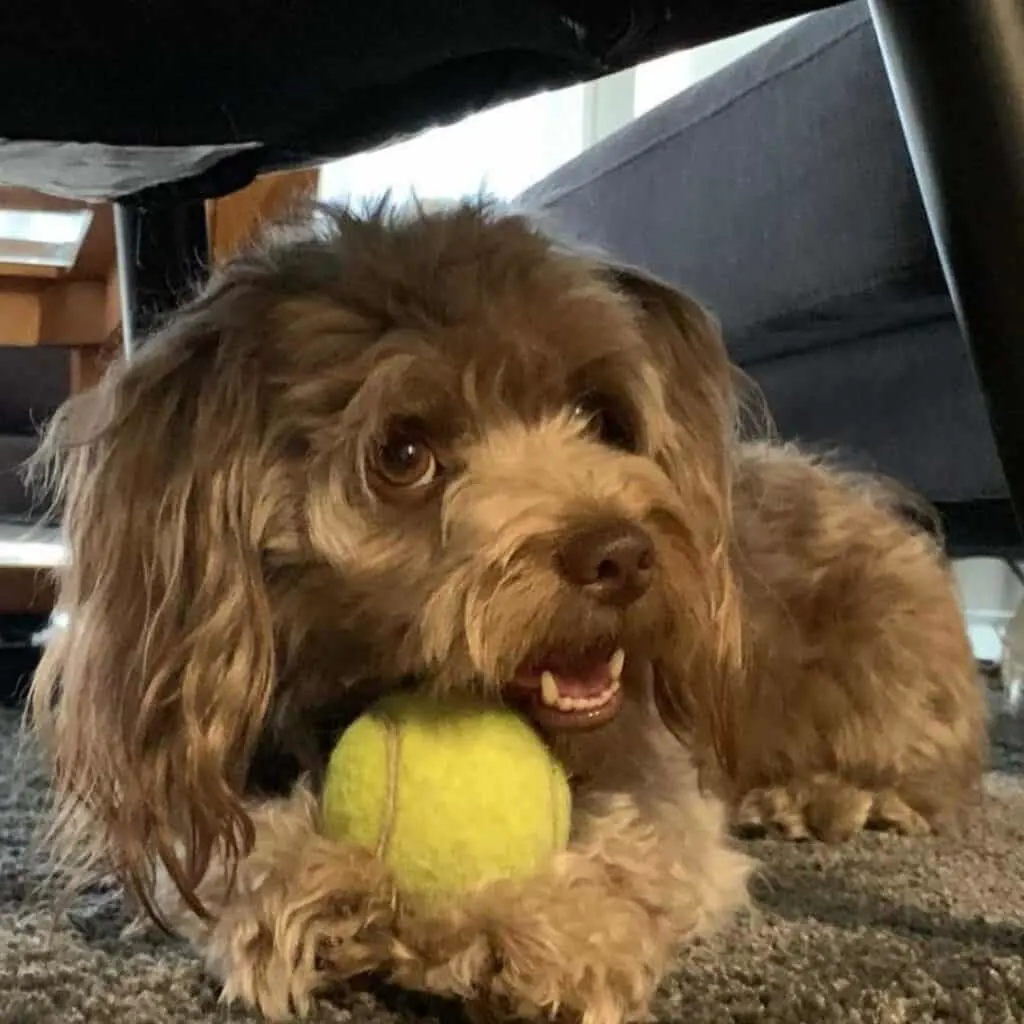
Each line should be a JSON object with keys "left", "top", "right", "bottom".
{"left": 605, "top": 265, "right": 742, "bottom": 778}
{"left": 603, "top": 264, "right": 736, "bottom": 465}
{"left": 29, "top": 279, "right": 280, "bottom": 922}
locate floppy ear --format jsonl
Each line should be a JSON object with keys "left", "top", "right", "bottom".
{"left": 29, "top": 281, "right": 280, "bottom": 922}
{"left": 605, "top": 265, "right": 743, "bottom": 779}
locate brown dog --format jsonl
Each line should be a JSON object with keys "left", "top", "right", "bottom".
{"left": 28, "top": 200, "right": 984, "bottom": 1022}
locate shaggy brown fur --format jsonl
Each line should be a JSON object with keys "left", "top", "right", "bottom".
{"left": 26, "top": 200, "right": 984, "bottom": 1022}
{"left": 725, "top": 445, "right": 986, "bottom": 841}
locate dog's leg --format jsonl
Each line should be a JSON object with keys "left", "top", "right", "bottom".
{"left": 387, "top": 789, "right": 751, "bottom": 1024}
{"left": 160, "top": 787, "right": 398, "bottom": 1021}
{"left": 866, "top": 788, "right": 932, "bottom": 836}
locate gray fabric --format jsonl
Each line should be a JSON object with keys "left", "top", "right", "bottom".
{"left": 521, "top": 1, "right": 1006, "bottom": 505}
{"left": 753, "top": 309, "right": 1008, "bottom": 502}
{"left": 6, "top": 698, "right": 1024, "bottom": 1022}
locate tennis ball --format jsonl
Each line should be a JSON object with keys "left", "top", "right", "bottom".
{"left": 321, "top": 693, "right": 571, "bottom": 898}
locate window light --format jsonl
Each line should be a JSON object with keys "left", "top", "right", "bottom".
{"left": 0, "top": 208, "right": 93, "bottom": 268}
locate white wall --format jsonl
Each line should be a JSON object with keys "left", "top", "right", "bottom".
{"left": 318, "top": 84, "right": 586, "bottom": 206}
{"left": 954, "top": 559, "right": 1022, "bottom": 661}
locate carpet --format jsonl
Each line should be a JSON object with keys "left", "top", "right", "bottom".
{"left": 3, "top": 705, "right": 1024, "bottom": 1024}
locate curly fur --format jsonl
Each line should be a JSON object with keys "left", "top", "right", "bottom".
{"left": 723, "top": 444, "right": 986, "bottom": 840}
{"left": 26, "top": 199, "right": 984, "bottom": 1021}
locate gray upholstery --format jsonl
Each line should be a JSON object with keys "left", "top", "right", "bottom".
{"left": 521, "top": 1, "right": 1005, "bottom": 505}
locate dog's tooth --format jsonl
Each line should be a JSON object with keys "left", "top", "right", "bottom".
{"left": 540, "top": 671, "right": 560, "bottom": 707}
{"left": 609, "top": 648, "right": 625, "bottom": 682}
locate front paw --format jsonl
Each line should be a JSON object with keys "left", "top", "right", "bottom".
{"left": 390, "top": 795, "right": 738, "bottom": 1024}
{"left": 483, "top": 859, "right": 670, "bottom": 1024}
{"left": 196, "top": 791, "right": 395, "bottom": 1020}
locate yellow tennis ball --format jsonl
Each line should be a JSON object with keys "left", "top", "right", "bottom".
{"left": 321, "top": 693, "right": 571, "bottom": 898}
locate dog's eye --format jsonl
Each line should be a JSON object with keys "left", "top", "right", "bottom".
{"left": 572, "top": 395, "right": 637, "bottom": 452}
{"left": 371, "top": 429, "right": 439, "bottom": 490}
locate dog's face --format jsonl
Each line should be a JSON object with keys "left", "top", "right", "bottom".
{"left": 32, "top": 201, "right": 740, "bottom": 917}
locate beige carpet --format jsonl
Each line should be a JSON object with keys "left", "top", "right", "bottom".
{"left": 3, "top": 706, "right": 1024, "bottom": 1024}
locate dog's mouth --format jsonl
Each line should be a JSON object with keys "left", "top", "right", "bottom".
{"left": 504, "top": 646, "right": 625, "bottom": 732}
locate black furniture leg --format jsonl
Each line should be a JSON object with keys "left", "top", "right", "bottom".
{"left": 867, "top": 0, "right": 1024, "bottom": 533}
{"left": 113, "top": 199, "right": 210, "bottom": 356}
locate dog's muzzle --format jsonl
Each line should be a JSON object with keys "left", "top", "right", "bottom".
{"left": 504, "top": 518, "right": 654, "bottom": 732}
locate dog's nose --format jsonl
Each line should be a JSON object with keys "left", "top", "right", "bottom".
{"left": 557, "top": 521, "right": 655, "bottom": 606}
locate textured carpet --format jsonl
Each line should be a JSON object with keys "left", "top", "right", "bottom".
{"left": 4, "top": 706, "right": 1024, "bottom": 1024}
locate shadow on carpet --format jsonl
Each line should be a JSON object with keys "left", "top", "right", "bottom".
{"left": 3, "top": 708, "right": 1024, "bottom": 1024}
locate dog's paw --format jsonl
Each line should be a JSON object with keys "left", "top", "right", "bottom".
{"left": 733, "top": 785, "right": 817, "bottom": 841}
{"left": 390, "top": 860, "right": 667, "bottom": 1024}
{"left": 213, "top": 891, "right": 394, "bottom": 1020}
{"left": 389, "top": 794, "right": 732, "bottom": 1024}
{"left": 864, "top": 788, "right": 932, "bottom": 836}
{"left": 203, "top": 832, "right": 395, "bottom": 1020}
{"left": 496, "top": 864, "right": 668, "bottom": 1023}
{"left": 733, "top": 777, "right": 933, "bottom": 843}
